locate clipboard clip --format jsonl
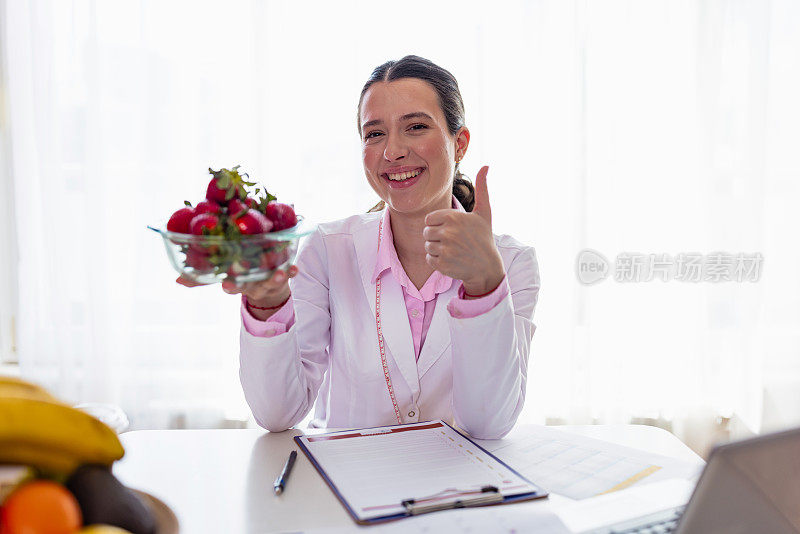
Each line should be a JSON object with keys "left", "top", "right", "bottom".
{"left": 401, "top": 486, "right": 503, "bottom": 516}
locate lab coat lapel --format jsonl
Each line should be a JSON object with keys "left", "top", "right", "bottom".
{"left": 353, "top": 216, "right": 420, "bottom": 398}
{"left": 354, "top": 219, "right": 379, "bottom": 319}
{"left": 417, "top": 280, "right": 459, "bottom": 378}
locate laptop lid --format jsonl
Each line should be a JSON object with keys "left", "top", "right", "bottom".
{"left": 677, "top": 426, "right": 800, "bottom": 534}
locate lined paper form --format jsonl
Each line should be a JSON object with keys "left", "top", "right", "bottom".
{"left": 296, "top": 421, "right": 545, "bottom": 523}
{"left": 476, "top": 425, "right": 702, "bottom": 500}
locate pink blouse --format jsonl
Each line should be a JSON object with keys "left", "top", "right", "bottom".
{"left": 241, "top": 196, "right": 508, "bottom": 360}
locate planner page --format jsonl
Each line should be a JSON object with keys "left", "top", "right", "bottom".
{"left": 296, "top": 421, "right": 545, "bottom": 522}
{"left": 475, "top": 424, "right": 702, "bottom": 500}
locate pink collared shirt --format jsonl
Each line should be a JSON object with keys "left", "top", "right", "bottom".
{"left": 241, "top": 196, "right": 508, "bottom": 359}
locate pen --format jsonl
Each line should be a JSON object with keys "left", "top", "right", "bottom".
{"left": 274, "top": 450, "right": 297, "bottom": 495}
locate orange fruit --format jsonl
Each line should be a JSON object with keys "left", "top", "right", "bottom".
{"left": 0, "top": 480, "right": 82, "bottom": 534}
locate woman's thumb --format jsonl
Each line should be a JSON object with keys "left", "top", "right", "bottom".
{"left": 472, "top": 166, "right": 492, "bottom": 225}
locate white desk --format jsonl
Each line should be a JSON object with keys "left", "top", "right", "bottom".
{"left": 113, "top": 424, "right": 703, "bottom": 533}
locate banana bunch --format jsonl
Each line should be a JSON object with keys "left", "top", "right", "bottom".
{"left": 0, "top": 376, "right": 125, "bottom": 476}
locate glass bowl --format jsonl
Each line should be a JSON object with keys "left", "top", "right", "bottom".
{"left": 148, "top": 216, "right": 315, "bottom": 285}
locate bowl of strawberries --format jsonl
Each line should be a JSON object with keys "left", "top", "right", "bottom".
{"left": 149, "top": 166, "right": 314, "bottom": 286}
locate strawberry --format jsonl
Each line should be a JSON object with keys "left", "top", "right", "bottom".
{"left": 245, "top": 197, "right": 259, "bottom": 210}
{"left": 185, "top": 248, "right": 213, "bottom": 271}
{"left": 264, "top": 202, "right": 297, "bottom": 231}
{"left": 206, "top": 166, "right": 251, "bottom": 204}
{"left": 260, "top": 247, "right": 289, "bottom": 270}
{"left": 195, "top": 200, "right": 222, "bottom": 215}
{"left": 206, "top": 178, "right": 231, "bottom": 204}
{"left": 231, "top": 210, "right": 272, "bottom": 235}
{"left": 189, "top": 213, "right": 221, "bottom": 235}
{"left": 227, "top": 199, "right": 248, "bottom": 218}
{"left": 167, "top": 207, "right": 196, "bottom": 234}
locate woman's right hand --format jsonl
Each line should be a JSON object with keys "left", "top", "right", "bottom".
{"left": 176, "top": 265, "right": 299, "bottom": 319}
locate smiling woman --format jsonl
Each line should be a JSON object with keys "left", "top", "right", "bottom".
{"left": 6, "top": 1, "right": 796, "bottom": 447}
{"left": 231, "top": 55, "right": 541, "bottom": 439}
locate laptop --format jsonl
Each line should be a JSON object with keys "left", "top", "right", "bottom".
{"left": 580, "top": 426, "right": 800, "bottom": 533}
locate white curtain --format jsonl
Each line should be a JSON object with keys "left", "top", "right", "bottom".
{"left": 3, "top": 0, "right": 798, "bottom": 450}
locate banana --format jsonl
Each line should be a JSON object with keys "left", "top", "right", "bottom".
{"left": 0, "top": 375, "right": 62, "bottom": 403}
{"left": 0, "top": 397, "right": 125, "bottom": 476}
{"left": 0, "top": 443, "right": 78, "bottom": 475}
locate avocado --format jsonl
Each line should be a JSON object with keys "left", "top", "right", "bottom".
{"left": 65, "top": 464, "right": 156, "bottom": 534}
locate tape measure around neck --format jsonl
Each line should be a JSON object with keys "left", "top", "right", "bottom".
{"left": 376, "top": 216, "right": 403, "bottom": 425}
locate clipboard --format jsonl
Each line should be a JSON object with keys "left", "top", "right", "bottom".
{"left": 294, "top": 420, "right": 548, "bottom": 525}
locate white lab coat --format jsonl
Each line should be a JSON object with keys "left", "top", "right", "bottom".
{"left": 238, "top": 209, "right": 540, "bottom": 439}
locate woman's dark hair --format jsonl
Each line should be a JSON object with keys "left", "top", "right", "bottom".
{"left": 358, "top": 55, "right": 475, "bottom": 213}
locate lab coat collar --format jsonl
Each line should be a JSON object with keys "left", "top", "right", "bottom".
{"left": 371, "top": 195, "right": 466, "bottom": 285}
{"left": 371, "top": 209, "right": 454, "bottom": 300}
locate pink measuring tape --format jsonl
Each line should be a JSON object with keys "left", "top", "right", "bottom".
{"left": 375, "top": 217, "right": 403, "bottom": 425}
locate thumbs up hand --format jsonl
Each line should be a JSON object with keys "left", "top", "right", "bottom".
{"left": 423, "top": 166, "right": 506, "bottom": 296}
{"left": 472, "top": 164, "right": 493, "bottom": 226}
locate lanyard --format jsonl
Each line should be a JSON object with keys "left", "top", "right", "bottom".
{"left": 375, "top": 216, "right": 403, "bottom": 425}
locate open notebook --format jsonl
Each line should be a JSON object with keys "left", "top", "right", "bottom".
{"left": 294, "top": 420, "right": 548, "bottom": 525}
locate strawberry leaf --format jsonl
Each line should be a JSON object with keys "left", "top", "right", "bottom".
{"left": 224, "top": 221, "right": 242, "bottom": 241}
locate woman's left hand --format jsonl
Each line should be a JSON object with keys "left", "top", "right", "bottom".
{"left": 423, "top": 165, "right": 506, "bottom": 295}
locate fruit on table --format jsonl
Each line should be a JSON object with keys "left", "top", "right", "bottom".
{"left": 0, "top": 380, "right": 157, "bottom": 534}
{"left": 0, "top": 465, "right": 35, "bottom": 503}
{"left": 0, "top": 397, "right": 124, "bottom": 476}
{"left": 0, "top": 376, "right": 60, "bottom": 404}
{"left": 78, "top": 526, "right": 134, "bottom": 533}
{"left": 66, "top": 465, "right": 156, "bottom": 534}
{"left": 0, "top": 479, "right": 82, "bottom": 534}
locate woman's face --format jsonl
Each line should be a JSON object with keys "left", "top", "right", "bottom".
{"left": 359, "top": 78, "right": 468, "bottom": 216}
